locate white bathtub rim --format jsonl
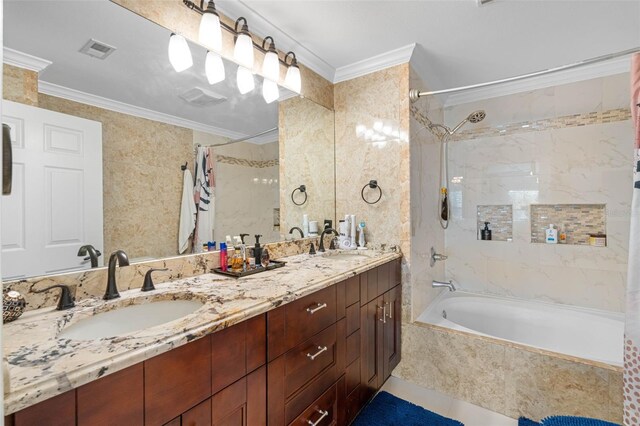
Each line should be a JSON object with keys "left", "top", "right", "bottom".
{"left": 415, "top": 290, "right": 624, "bottom": 369}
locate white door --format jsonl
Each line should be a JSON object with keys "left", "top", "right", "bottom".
{"left": 1, "top": 100, "right": 103, "bottom": 280}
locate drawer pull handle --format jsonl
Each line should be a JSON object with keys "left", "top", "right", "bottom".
{"left": 307, "top": 409, "right": 329, "bottom": 426}
{"left": 307, "top": 346, "right": 328, "bottom": 360}
{"left": 386, "top": 302, "right": 393, "bottom": 320}
{"left": 378, "top": 305, "right": 387, "bottom": 324}
{"left": 306, "top": 302, "right": 327, "bottom": 314}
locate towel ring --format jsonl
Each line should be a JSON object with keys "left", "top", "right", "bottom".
{"left": 361, "top": 180, "right": 382, "bottom": 204}
{"left": 291, "top": 185, "right": 308, "bottom": 206}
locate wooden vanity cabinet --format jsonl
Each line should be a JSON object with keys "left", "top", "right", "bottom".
{"left": 6, "top": 258, "right": 402, "bottom": 426}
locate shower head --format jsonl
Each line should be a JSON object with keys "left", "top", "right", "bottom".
{"left": 449, "top": 110, "right": 487, "bottom": 134}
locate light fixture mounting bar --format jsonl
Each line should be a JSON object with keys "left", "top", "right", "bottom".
{"left": 182, "top": 0, "right": 290, "bottom": 66}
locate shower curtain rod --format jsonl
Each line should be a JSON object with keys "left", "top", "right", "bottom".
{"left": 224, "top": 127, "right": 278, "bottom": 145}
{"left": 409, "top": 47, "right": 640, "bottom": 101}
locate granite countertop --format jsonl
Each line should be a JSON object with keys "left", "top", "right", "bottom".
{"left": 3, "top": 249, "right": 401, "bottom": 414}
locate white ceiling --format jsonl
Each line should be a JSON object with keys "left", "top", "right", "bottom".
{"left": 224, "top": 0, "right": 640, "bottom": 91}
{"left": 4, "top": 0, "right": 294, "bottom": 140}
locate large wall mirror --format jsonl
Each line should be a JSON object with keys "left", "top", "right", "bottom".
{"left": 1, "top": 0, "right": 335, "bottom": 280}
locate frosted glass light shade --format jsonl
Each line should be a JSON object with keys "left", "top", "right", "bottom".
{"left": 262, "top": 79, "right": 279, "bottom": 103}
{"left": 285, "top": 64, "right": 301, "bottom": 94}
{"left": 205, "top": 51, "right": 225, "bottom": 85}
{"left": 168, "top": 34, "right": 193, "bottom": 72}
{"left": 234, "top": 33, "right": 254, "bottom": 68}
{"left": 199, "top": 10, "right": 222, "bottom": 51}
{"left": 237, "top": 66, "right": 255, "bottom": 94}
{"left": 262, "top": 50, "right": 280, "bottom": 81}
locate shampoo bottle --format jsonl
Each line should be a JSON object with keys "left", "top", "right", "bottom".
{"left": 219, "top": 242, "right": 228, "bottom": 272}
{"left": 545, "top": 224, "right": 558, "bottom": 244}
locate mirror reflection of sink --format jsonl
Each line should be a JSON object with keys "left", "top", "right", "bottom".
{"left": 58, "top": 300, "right": 204, "bottom": 340}
{"left": 320, "top": 251, "right": 373, "bottom": 261}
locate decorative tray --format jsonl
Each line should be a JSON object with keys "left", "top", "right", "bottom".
{"left": 212, "top": 260, "right": 286, "bottom": 278}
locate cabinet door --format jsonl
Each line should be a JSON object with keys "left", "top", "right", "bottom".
{"left": 212, "top": 366, "right": 266, "bottom": 426}
{"left": 383, "top": 285, "right": 402, "bottom": 381}
{"left": 183, "top": 398, "right": 212, "bottom": 426}
{"left": 13, "top": 390, "right": 75, "bottom": 426}
{"left": 359, "top": 296, "right": 384, "bottom": 403}
{"left": 77, "top": 363, "right": 144, "bottom": 426}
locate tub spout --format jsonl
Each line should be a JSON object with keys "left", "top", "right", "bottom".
{"left": 433, "top": 280, "right": 456, "bottom": 292}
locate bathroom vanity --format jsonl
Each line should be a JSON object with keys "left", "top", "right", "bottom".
{"left": 3, "top": 252, "right": 401, "bottom": 426}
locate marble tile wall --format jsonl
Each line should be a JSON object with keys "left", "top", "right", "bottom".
{"left": 477, "top": 205, "right": 513, "bottom": 242}
{"left": 530, "top": 204, "right": 606, "bottom": 245}
{"left": 397, "top": 322, "right": 623, "bottom": 423}
{"left": 4, "top": 236, "right": 321, "bottom": 312}
{"left": 3, "top": 65, "right": 38, "bottom": 106}
{"left": 110, "top": 0, "right": 334, "bottom": 110}
{"left": 38, "top": 93, "right": 194, "bottom": 261}
{"left": 443, "top": 73, "right": 633, "bottom": 312}
{"left": 279, "top": 96, "right": 336, "bottom": 237}
{"left": 334, "top": 63, "right": 412, "bottom": 320}
{"left": 408, "top": 66, "right": 445, "bottom": 321}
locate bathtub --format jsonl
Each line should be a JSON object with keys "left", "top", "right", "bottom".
{"left": 416, "top": 290, "right": 624, "bottom": 367}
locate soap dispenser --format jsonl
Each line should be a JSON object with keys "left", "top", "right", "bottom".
{"left": 481, "top": 222, "right": 492, "bottom": 240}
{"left": 254, "top": 235, "right": 263, "bottom": 266}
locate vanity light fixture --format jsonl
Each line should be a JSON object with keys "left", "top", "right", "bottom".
{"left": 234, "top": 17, "right": 254, "bottom": 69}
{"left": 284, "top": 51, "right": 301, "bottom": 94}
{"left": 261, "top": 36, "right": 280, "bottom": 81}
{"left": 168, "top": 33, "right": 193, "bottom": 72}
{"left": 237, "top": 66, "right": 255, "bottom": 94}
{"left": 205, "top": 51, "right": 225, "bottom": 84}
{"left": 199, "top": 0, "right": 222, "bottom": 51}
{"left": 262, "top": 78, "right": 279, "bottom": 103}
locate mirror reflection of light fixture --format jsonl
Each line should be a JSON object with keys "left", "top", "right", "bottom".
{"left": 234, "top": 17, "right": 254, "bottom": 69}
{"left": 261, "top": 36, "right": 280, "bottom": 81}
{"left": 168, "top": 33, "right": 193, "bottom": 72}
{"left": 262, "top": 78, "right": 279, "bottom": 103}
{"left": 199, "top": 0, "right": 222, "bottom": 51}
{"left": 284, "top": 51, "right": 301, "bottom": 94}
{"left": 205, "top": 51, "right": 225, "bottom": 85}
{"left": 237, "top": 66, "right": 255, "bottom": 94}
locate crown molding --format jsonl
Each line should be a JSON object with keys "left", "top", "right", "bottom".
{"left": 443, "top": 55, "right": 631, "bottom": 107}
{"left": 38, "top": 81, "right": 248, "bottom": 139}
{"left": 3, "top": 47, "right": 52, "bottom": 72}
{"left": 218, "top": 1, "right": 335, "bottom": 82}
{"left": 333, "top": 43, "right": 416, "bottom": 84}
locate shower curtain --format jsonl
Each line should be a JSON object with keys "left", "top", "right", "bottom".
{"left": 624, "top": 52, "right": 640, "bottom": 426}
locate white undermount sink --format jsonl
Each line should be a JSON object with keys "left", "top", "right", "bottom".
{"left": 58, "top": 300, "right": 204, "bottom": 340}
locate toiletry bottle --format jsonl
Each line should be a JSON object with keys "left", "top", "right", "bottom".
{"left": 302, "top": 214, "right": 309, "bottom": 237}
{"left": 350, "top": 215, "right": 357, "bottom": 248}
{"left": 254, "top": 235, "right": 263, "bottom": 266}
{"left": 231, "top": 245, "right": 244, "bottom": 272}
{"left": 559, "top": 225, "right": 567, "bottom": 244}
{"left": 358, "top": 221, "right": 366, "bottom": 248}
{"left": 219, "top": 242, "right": 228, "bottom": 272}
{"left": 481, "top": 222, "right": 492, "bottom": 240}
{"left": 545, "top": 224, "right": 558, "bottom": 244}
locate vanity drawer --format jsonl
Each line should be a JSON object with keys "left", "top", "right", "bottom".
{"left": 288, "top": 384, "right": 337, "bottom": 426}
{"left": 284, "top": 324, "right": 338, "bottom": 399}
{"left": 268, "top": 285, "right": 337, "bottom": 360}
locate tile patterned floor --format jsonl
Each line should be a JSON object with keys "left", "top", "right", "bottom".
{"left": 380, "top": 376, "right": 518, "bottom": 426}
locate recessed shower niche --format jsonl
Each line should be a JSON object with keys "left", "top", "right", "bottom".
{"left": 476, "top": 205, "right": 513, "bottom": 241}
{"left": 530, "top": 204, "right": 606, "bottom": 246}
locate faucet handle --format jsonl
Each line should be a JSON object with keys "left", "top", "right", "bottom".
{"left": 142, "top": 268, "right": 168, "bottom": 292}
{"left": 309, "top": 242, "right": 316, "bottom": 255}
{"left": 33, "top": 285, "right": 75, "bottom": 310}
{"left": 329, "top": 237, "right": 336, "bottom": 250}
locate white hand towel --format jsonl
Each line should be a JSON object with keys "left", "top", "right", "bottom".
{"left": 179, "top": 169, "right": 197, "bottom": 254}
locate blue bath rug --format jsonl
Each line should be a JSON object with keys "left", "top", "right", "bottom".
{"left": 541, "top": 416, "right": 620, "bottom": 426}
{"left": 518, "top": 416, "right": 620, "bottom": 426}
{"left": 352, "top": 391, "right": 464, "bottom": 426}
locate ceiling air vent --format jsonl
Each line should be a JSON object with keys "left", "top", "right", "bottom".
{"left": 179, "top": 87, "right": 228, "bottom": 107}
{"left": 79, "top": 39, "right": 116, "bottom": 60}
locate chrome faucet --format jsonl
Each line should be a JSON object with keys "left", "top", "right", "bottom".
{"left": 104, "top": 250, "right": 129, "bottom": 300}
{"left": 432, "top": 280, "right": 456, "bottom": 292}
{"left": 289, "top": 227, "right": 304, "bottom": 239}
{"left": 318, "top": 228, "right": 339, "bottom": 252}
{"left": 430, "top": 247, "right": 448, "bottom": 267}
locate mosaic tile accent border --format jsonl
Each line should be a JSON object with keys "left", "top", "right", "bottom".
{"left": 410, "top": 107, "right": 631, "bottom": 141}
{"left": 216, "top": 155, "right": 279, "bottom": 168}
{"left": 477, "top": 205, "right": 513, "bottom": 242}
{"left": 531, "top": 204, "right": 606, "bottom": 245}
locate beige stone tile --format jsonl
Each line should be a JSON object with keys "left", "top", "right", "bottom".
{"left": 608, "top": 370, "right": 623, "bottom": 424}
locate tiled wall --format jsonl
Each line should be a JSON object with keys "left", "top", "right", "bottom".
{"left": 443, "top": 73, "right": 633, "bottom": 312}
{"left": 477, "top": 205, "right": 513, "bottom": 241}
{"left": 530, "top": 204, "right": 606, "bottom": 245}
